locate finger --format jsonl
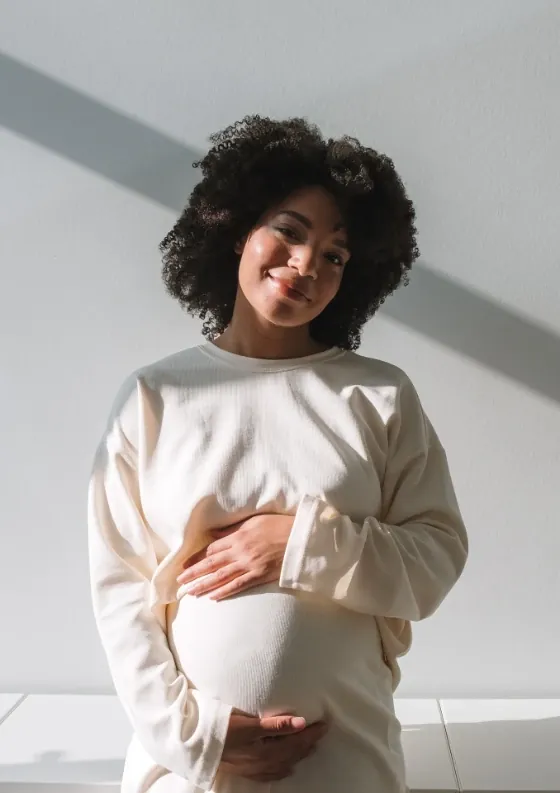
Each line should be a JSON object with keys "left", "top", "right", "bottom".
{"left": 224, "top": 713, "right": 264, "bottom": 746}
{"left": 177, "top": 551, "right": 231, "bottom": 585}
{"left": 210, "top": 572, "right": 262, "bottom": 601}
{"left": 257, "top": 735, "right": 316, "bottom": 770}
{"left": 180, "top": 564, "right": 241, "bottom": 596}
{"left": 257, "top": 715, "right": 307, "bottom": 739}
{"left": 299, "top": 730, "right": 326, "bottom": 754}
{"left": 181, "top": 537, "right": 230, "bottom": 571}
{"left": 283, "top": 740, "right": 318, "bottom": 765}
{"left": 274, "top": 721, "right": 328, "bottom": 757}
{"left": 204, "top": 533, "right": 239, "bottom": 554}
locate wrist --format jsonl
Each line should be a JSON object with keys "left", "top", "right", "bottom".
{"left": 278, "top": 515, "right": 294, "bottom": 548}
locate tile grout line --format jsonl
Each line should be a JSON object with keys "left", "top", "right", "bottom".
{"left": 0, "top": 694, "right": 28, "bottom": 729}
{"left": 437, "top": 699, "right": 463, "bottom": 793}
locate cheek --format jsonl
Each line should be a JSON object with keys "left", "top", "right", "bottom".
{"left": 317, "top": 270, "right": 344, "bottom": 305}
{"left": 239, "top": 235, "right": 283, "bottom": 282}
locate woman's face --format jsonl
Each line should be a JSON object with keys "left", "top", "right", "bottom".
{"left": 236, "top": 185, "right": 350, "bottom": 330}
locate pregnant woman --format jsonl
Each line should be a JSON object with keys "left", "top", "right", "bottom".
{"left": 88, "top": 116, "right": 468, "bottom": 793}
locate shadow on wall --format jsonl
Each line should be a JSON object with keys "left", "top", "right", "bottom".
{"left": 1, "top": 51, "right": 559, "bottom": 404}
{"left": 0, "top": 717, "right": 559, "bottom": 788}
{"left": 0, "top": 51, "right": 199, "bottom": 209}
{"left": 383, "top": 265, "right": 560, "bottom": 405}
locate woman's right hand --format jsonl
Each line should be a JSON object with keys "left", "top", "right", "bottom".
{"left": 220, "top": 712, "right": 329, "bottom": 782}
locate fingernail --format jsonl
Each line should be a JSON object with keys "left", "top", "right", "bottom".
{"left": 291, "top": 717, "right": 306, "bottom": 729}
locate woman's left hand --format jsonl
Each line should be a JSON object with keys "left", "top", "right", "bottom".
{"left": 176, "top": 514, "right": 294, "bottom": 600}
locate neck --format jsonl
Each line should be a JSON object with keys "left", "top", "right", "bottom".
{"left": 214, "top": 301, "right": 328, "bottom": 361}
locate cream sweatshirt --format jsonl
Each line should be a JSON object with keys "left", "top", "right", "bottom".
{"left": 88, "top": 343, "right": 468, "bottom": 793}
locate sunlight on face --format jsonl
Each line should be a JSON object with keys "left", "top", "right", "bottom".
{"left": 236, "top": 186, "right": 351, "bottom": 329}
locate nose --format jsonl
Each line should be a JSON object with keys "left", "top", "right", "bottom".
{"left": 288, "top": 246, "right": 319, "bottom": 279}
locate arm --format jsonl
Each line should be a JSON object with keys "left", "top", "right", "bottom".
{"left": 88, "top": 387, "right": 231, "bottom": 789}
{"left": 279, "top": 377, "right": 468, "bottom": 621}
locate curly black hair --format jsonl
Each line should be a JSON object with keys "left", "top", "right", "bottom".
{"left": 160, "top": 115, "right": 419, "bottom": 350}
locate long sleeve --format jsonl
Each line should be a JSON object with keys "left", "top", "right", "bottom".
{"left": 279, "top": 376, "right": 468, "bottom": 621}
{"left": 88, "top": 387, "right": 231, "bottom": 790}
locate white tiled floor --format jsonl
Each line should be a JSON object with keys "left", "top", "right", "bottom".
{"left": 1, "top": 696, "right": 560, "bottom": 791}
{"left": 440, "top": 699, "right": 560, "bottom": 792}
{"left": 0, "top": 695, "right": 455, "bottom": 791}
{"left": 0, "top": 696, "right": 25, "bottom": 728}
{"left": 395, "top": 699, "right": 457, "bottom": 791}
{"left": 0, "top": 695, "right": 131, "bottom": 790}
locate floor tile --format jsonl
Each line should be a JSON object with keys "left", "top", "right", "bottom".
{"left": 396, "top": 699, "right": 458, "bottom": 791}
{"left": 441, "top": 699, "right": 560, "bottom": 791}
{"left": 0, "top": 694, "right": 131, "bottom": 788}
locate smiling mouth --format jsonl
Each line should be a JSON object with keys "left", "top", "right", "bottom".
{"left": 267, "top": 274, "right": 310, "bottom": 302}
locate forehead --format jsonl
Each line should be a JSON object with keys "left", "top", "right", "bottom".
{"left": 275, "top": 186, "right": 345, "bottom": 229}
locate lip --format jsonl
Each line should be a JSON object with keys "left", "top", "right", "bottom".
{"left": 267, "top": 274, "right": 310, "bottom": 302}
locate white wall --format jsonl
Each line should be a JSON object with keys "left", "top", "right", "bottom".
{"left": 1, "top": 0, "right": 559, "bottom": 697}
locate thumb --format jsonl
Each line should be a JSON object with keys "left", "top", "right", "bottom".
{"left": 258, "top": 714, "right": 307, "bottom": 738}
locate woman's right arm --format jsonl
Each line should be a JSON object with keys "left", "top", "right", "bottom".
{"left": 87, "top": 381, "right": 232, "bottom": 790}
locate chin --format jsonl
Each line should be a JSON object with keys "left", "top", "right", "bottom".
{"left": 260, "top": 308, "right": 313, "bottom": 329}
{"left": 256, "top": 297, "right": 315, "bottom": 325}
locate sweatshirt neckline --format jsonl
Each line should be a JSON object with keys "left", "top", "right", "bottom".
{"left": 197, "top": 342, "right": 346, "bottom": 372}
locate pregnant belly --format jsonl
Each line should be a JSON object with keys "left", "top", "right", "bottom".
{"left": 167, "top": 583, "right": 384, "bottom": 723}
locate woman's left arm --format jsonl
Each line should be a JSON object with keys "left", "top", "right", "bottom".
{"left": 280, "top": 377, "right": 468, "bottom": 621}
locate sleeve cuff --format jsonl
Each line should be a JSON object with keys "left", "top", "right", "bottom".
{"left": 190, "top": 692, "right": 232, "bottom": 791}
{"left": 279, "top": 495, "right": 322, "bottom": 591}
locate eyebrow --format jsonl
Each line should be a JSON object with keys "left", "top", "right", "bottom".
{"left": 278, "top": 210, "right": 349, "bottom": 250}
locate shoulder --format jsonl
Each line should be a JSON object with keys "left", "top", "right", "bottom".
{"left": 117, "top": 344, "right": 207, "bottom": 394}
{"left": 334, "top": 352, "right": 415, "bottom": 398}
{"left": 103, "top": 345, "right": 207, "bottom": 436}
{"left": 134, "top": 344, "right": 209, "bottom": 388}
{"left": 338, "top": 350, "right": 414, "bottom": 390}
{"left": 332, "top": 350, "right": 425, "bottom": 427}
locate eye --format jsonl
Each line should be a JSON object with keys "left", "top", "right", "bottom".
{"left": 325, "top": 252, "right": 344, "bottom": 266}
{"left": 276, "top": 226, "right": 300, "bottom": 241}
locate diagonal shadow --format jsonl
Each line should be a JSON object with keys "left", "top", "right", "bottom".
{"left": 0, "top": 51, "right": 199, "bottom": 208}
{"left": 383, "top": 265, "right": 560, "bottom": 404}
{"left": 1, "top": 51, "right": 559, "bottom": 404}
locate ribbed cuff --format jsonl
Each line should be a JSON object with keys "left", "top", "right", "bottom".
{"left": 190, "top": 693, "right": 232, "bottom": 791}
{"left": 279, "top": 494, "right": 321, "bottom": 591}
